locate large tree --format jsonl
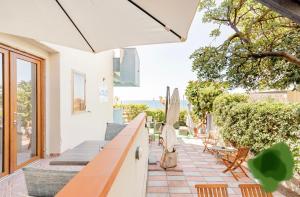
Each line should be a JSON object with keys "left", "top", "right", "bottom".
{"left": 191, "top": 0, "right": 300, "bottom": 90}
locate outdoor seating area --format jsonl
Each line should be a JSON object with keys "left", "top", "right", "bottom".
{"left": 146, "top": 137, "right": 285, "bottom": 197}
{"left": 0, "top": 122, "right": 127, "bottom": 196}
{"left": 0, "top": 0, "right": 298, "bottom": 196}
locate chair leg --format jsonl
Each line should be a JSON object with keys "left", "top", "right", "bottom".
{"left": 239, "top": 165, "right": 249, "bottom": 177}
{"left": 223, "top": 167, "right": 230, "bottom": 173}
{"left": 223, "top": 165, "right": 239, "bottom": 180}
{"left": 222, "top": 161, "right": 234, "bottom": 173}
{"left": 230, "top": 170, "right": 239, "bottom": 181}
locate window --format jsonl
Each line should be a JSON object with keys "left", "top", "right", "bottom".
{"left": 72, "top": 71, "right": 86, "bottom": 113}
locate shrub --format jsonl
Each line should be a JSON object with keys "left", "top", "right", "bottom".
{"left": 114, "top": 104, "right": 149, "bottom": 121}
{"left": 220, "top": 101, "right": 300, "bottom": 173}
{"left": 213, "top": 93, "right": 249, "bottom": 127}
{"left": 179, "top": 110, "right": 187, "bottom": 126}
{"left": 114, "top": 104, "right": 187, "bottom": 126}
{"left": 145, "top": 109, "right": 165, "bottom": 123}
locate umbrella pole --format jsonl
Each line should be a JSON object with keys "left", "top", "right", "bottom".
{"left": 164, "top": 86, "right": 170, "bottom": 123}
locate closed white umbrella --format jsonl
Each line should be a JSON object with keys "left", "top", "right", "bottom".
{"left": 186, "top": 103, "right": 194, "bottom": 134}
{"left": 0, "top": 0, "right": 199, "bottom": 52}
{"left": 161, "top": 88, "right": 180, "bottom": 152}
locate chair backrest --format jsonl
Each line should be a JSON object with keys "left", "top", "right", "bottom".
{"left": 235, "top": 147, "right": 250, "bottom": 162}
{"left": 195, "top": 184, "right": 228, "bottom": 197}
{"left": 239, "top": 184, "right": 273, "bottom": 197}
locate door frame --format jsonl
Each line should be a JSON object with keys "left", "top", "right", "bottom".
{"left": 0, "top": 43, "right": 45, "bottom": 174}
{"left": 0, "top": 47, "right": 10, "bottom": 177}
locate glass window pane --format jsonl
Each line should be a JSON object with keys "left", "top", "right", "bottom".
{"left": 16, "top": 59, "right": 37, "bottom": 165}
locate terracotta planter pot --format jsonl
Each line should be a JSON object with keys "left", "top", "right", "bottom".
{"left": 193, "top": 128, "right": 198, "bottom": 137}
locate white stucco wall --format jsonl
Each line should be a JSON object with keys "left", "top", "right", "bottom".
{"left": 0, "top": 33, "right": 114, "bottom": 155}
{"left": 107, "top": 126, "right": 149, "bottom": 197}
{"left": 46, "top": 44, "right": 114, "bottom": 152}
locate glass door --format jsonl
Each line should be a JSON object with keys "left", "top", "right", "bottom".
{"left": 10, "top": 52, "right": 42, "bottom": 171}
{"left": 0, "top": 48, "right": 9, "bottom": 177}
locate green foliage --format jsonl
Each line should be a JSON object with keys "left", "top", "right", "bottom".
{"left": 114, "top": 104, "right": 149, "bottom": 121}
{"left": 179, "top": 110, "right": 187, "bottom": 126}
{"left": 114, "top": 104, "right": 187, "bottom": 127}
{"left": 213, "top": 93, "right": 249, "bottom": 127}
{"left": 145, "top": 109, "right": 165, "bottom": 123}
{"left": 17, "top": 81, "right": 33, "bottom": 127}
{"left": 191, "top": 0, "right": 300, "bottom": 90}
{"left": 185, "top": 81, "right": 225, "bottom": 121}
{"left": 220, "top": 101, "right": 300, "bottom": 173}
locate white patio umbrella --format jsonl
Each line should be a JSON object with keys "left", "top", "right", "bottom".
{"left": 161, "top": 88, "right": 180, "bottom": 152}
{"left": 186, "top": 103, "right": 194, "bottom": 134}
{"left": 0, "top": 0, "right": 199, "bottom": 53}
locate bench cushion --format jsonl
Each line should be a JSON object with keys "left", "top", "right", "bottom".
{"left": 23, "top": 167, "right": 78, "bottom": 197}
{"left": 104, "top": 123, "right": 126, "bottom": 141}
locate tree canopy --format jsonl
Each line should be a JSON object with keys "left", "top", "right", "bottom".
{"left": 191, "top": 0, "right": 300, "bottom": 90}
{"left": 185, "top": 81, "right": 225, "bottom": 131}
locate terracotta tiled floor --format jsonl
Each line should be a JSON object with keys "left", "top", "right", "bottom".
{"left": 147, "top": 137, "right": 285, "bottom": 197}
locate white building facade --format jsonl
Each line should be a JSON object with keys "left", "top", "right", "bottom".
{"left": 0, "top": 33, "right": 114, "bottom": 175}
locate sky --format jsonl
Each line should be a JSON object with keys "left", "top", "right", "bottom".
{"left": 114, "top": 12, "right": 234, "bottom": 101}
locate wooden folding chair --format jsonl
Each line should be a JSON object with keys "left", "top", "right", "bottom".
{"left": 203, "top": 132, "right": 218, "bottom": 153}
{"left": 239, "top": 184, "right": 273, "bottom": 197}
{"left": 222, "top": 147, "right": 250, "bottom": 180}
{"left": 195, "top": 184, "right": 229, "bottom": 197}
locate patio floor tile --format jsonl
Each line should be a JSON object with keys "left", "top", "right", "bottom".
{"left": 186, "top": 176, "right": 205, "bottom": 181}
{"left": 147, "top": 187, "right": 169, "bottom": 193}
{"left": 149, "top": 171, "right": 167, "bottom": 176}
{"left": 169, "top": 187, "right": 191, "bottom": 194}
{"left": 169, "top": 194, "right": 194, "bottom": 197}
{"left": 148, "top": 176, "right": 167, "bottom": 181}
{"left": 168, "top": 181, "right": 188, "bottom": 187}
{"left": 147, "top": 193, "right": 170, "bottom": 197}
{"left": 148, "top": 181, "right": 168, "bottom": 187}
{"left": 167, "top": 176, "right": 186, "bottom": 181}
{"left": 166, "top": 171, "right": 184, "bottom": 176}
{"left": 183, "top": 172, "right": 202, "bottom": 177}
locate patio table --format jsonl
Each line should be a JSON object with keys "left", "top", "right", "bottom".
{"left": 49, "top": 140, "right": 108, "bottom": 166}
{"left": 208, "top": 145, "right": 237, "bottom": 159}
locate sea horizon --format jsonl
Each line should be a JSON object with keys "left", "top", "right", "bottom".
{"left": 119, "top": 99, "right": 188, "bottom": 110}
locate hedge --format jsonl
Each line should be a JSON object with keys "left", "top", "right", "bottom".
{"left": 145, "top": 109, "right": 165, "bottom": 123}
{"left": 217, "top": 101, "right": 300, "bottom": 173}
{"left": 178, "top": 110, "right": 187, "bottom": 126}
{"left": 213, "top": 93, "right": 249, "bottom": 127}
{"left": 114, "top": 104, "right": 187, "bottom": 126}
{"left": 114, "top": 104, "right": 149, "bottom": 121}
